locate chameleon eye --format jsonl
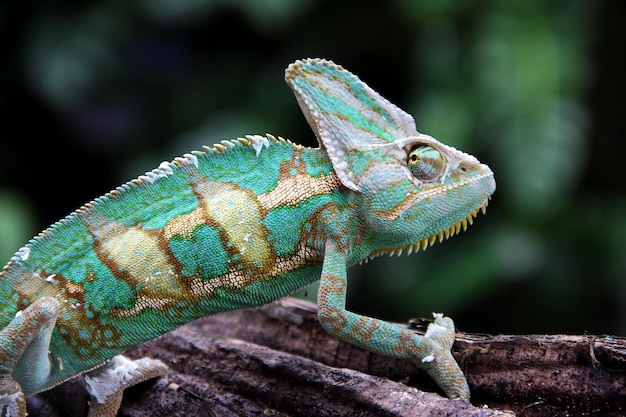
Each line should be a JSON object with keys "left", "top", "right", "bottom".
{"left": 407, "top": 145, "right": 447, "bottom": 181}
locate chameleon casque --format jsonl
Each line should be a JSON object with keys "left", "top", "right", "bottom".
{"left": 0, "top": 58, "right": 495, "bottom": 416}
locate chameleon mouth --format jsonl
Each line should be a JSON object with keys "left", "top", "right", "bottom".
{"left": 361, "top": 199, "right": 490, "bottom": 263}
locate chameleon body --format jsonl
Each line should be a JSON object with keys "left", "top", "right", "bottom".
{"left": 0, "top": 59, "right": 495, "bottom": 416}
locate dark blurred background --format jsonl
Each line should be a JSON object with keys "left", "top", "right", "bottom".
{"left": 1, "top": 1, "right": 624, "bottom": 335}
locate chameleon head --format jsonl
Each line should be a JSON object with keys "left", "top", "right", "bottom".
{"left": 355, "top": 132, "right": 495, "bottom": 258}
{"left": 284, "top": 58, "right": 495, "bottom": 258}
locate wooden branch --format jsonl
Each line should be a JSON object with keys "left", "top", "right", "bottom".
{"left": 454, "top": 332, "right": 626, "bottom": 416}
{"left": 31, "top": 298, "right": 626, "bottom": 416}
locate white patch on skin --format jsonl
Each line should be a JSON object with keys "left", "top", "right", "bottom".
{"left": 157, "top": 161, "right": 174, "bottom": 175}
{"left": 184, "top": 153, "right": 199, "bottom": 168}
{"left": 13, "top": 246, "right": 30, "bottom": 262}
{"left": 85, "top": 356, "right": 139, "bottom": 404}
{"left": 425, "top": 323, "right": 448, "bottom": 339}
{"left": 422, "top": 354, "right": 435, "bottom": 363}
{"left": 250, "top": 134, "right": 270, "bottom": 156}
{"left": 141, "top": 154, "right": 197, "bottom": 185}
{"left": 174, "top": 154, "right": 198, "bottom": 168}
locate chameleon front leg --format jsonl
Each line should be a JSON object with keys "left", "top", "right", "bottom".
{"left": 316, "top": 241, "right": 470, "bottom": 400}
{"left": 0, "top": 297, "right": 61, "bottom": 417}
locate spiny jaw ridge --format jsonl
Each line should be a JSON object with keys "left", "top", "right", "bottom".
{"left": 359, "top": 199, "right": 490, "bottom": 265}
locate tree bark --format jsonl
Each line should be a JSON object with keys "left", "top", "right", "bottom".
{"left": 30, "top": 298, "right": 626, "bottom": 416}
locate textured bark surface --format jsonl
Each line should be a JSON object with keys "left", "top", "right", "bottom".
{"left": 29, "top": 298, "right": 626, "bottom": 416}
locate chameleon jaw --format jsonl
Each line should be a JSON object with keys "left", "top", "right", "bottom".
{"left": 361, "top": 198, "right": 490, "bottom": 264}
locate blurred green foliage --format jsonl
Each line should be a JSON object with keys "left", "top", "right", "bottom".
{"left": 1, "top": 0, "right": 624, "bottom": 335}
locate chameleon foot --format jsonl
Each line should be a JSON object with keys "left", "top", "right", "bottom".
{"left": 0, "top": 387, "right": 25, "bottom": 417}
{"left": 416, "top": 314, "right": 469, "bottom": 399}
{"left": 84, "top": 355, "right": 168, "bottom": 417}
{"left": 0, "top": 297, "right": 61, "bottom": 417}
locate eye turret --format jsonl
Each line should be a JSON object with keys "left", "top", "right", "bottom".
{"left": 407, "top": 145, "right": 448, "bottom": 182}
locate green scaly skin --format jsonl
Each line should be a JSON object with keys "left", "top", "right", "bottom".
{"left": 0, "top": 58, "right": 495, "bottom": 417}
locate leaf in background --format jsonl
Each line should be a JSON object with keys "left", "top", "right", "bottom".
{"left": 473, "top": 4, "right": 588, "bottom": 218}
{"left": 0, "top": 191, "right": 35, "bottom": 263}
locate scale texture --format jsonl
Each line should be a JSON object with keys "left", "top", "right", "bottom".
{"left": 0, "top": 58, "right": 495, "bottom": 417}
